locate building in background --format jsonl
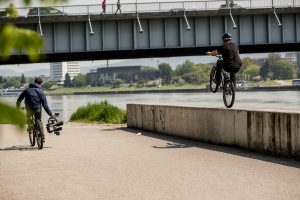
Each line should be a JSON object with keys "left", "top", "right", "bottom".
{"left": 50, "top": 62, "right": 80, "bottom": 85}
{"left": 87, "top": 66, "right": 160, "bottom": 86}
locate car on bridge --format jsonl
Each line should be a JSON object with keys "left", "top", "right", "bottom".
{"left": 219, "top": 3, "right": 244, "bottom": 9}
{"left": 27, "top": 7, "right": 66, "bottom": 16}
{"left": 169, "top": 8, "right": 197, "bottom": 13}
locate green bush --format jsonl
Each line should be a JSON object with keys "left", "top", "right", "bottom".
{"left": 70, "top": 100, "right": 127, "bottom": 124}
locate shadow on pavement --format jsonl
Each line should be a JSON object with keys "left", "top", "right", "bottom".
{"left": 119, "top": 127, "right": 300, "bottom": 169}
{"left": 0, "top": 145, "right": 51, "bottom": 151}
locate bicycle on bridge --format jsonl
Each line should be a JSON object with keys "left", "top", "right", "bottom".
{"left": 209, "top": 55, "right": 235, "bottom": 108}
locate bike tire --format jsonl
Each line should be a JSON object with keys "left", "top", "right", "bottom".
{"left": 223, "top": 80, "right": 235, "bottom": 108}
{"left": 210, "top": 66, "right": 219, "bottom": 93}
{"left": 28, "top": 127, "right": 35, "bottom": 147}
{"left": 35, "top": 119, "right": 44, "bottom": 150}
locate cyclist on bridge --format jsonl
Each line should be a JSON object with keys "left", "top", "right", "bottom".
{"left": 16, "top": 77, "right": 55, "bottom": 125}
{"left": 206, "top": 32, "right": 242, "bottom": 86}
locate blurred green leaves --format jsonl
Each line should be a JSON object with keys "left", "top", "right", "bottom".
{"left": 0, "top": 0, "right": 68, "bottom": 130}
{"left": 0, "top": 0, "right": 68, "bottom": 62}
{"left": 0, "top": 101, "right": 26, "bottom": 128}
{"left": 0, "top": 24, "right": 44, "bottom": 62}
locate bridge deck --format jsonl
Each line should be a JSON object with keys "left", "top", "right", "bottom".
{"left": 1, "top": 124, "right": 299, "bottom": 200}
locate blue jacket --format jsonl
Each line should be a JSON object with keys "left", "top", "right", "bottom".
{"left": 16, "top": 82, "right": 52, "bottom": 116}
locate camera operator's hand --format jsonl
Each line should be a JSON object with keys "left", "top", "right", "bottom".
{"left": 50, "top": 114, "right": 56, "bottom": 119}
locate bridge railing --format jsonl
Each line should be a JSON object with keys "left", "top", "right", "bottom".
{"left": 1, "top": 0, "right": 299, "bottom": 18}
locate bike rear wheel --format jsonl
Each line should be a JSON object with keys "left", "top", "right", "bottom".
{"left": 223, "top": 80, "right": 235, "bottom": 108}
{"left": 210, "top": 66, "right": 219, "bottom": 93}
{"left": 35, "top": 119, "right": 44, "bottom": 150}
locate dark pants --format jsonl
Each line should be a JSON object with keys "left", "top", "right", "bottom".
{"left": 26, "top": 108, "right": 42, "bottom": 127}
{"left": 216, "top": 59, "right": 240, "bottom": 86}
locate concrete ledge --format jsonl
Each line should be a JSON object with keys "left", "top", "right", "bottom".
{"left": 127, "top": 104, "right": 300, "bottom": 160}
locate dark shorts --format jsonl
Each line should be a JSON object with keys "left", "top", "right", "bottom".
{"left": 217, "top": 59, "right": 241, "bottom": 73}
{"left": 26, "top": 108, "right": 42, "bottom": 124}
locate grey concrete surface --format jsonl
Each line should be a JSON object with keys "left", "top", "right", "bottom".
{"left": 1, "top": 124, "right": 300, "bottom": 200}
{"left": 127, "top": 104, "right": 300, "bottom": 159}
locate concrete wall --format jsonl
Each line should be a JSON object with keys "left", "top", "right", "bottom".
{"left": 127, "top": 104, "right": 300, "bottom": 160}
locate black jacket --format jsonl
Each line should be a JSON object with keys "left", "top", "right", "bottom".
{"left": 16, "top": 82, "right": 52, "bottom": 116}
{"left": 217, "top": 41, "right": 242, "bottom": 69}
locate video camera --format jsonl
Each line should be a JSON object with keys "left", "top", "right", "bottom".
{"left": 46, "top": 113, "right": 63, "bottom": 135}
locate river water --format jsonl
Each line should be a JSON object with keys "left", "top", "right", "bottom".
{"left": 1, "top": 91, "right": 300, "bottom": 122}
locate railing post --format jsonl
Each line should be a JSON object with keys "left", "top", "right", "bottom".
{"left": 136, "top": 0, "right": 138, "bottom": 13}
{"left": 183, "top": 10, "right": 191, "bottom": 30}
{"left": 38, "top": 8, "right": 43, "bottom": 36}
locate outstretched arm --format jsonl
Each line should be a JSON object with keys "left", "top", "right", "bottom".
{"left": 39, "top": 90, "right": 53, "bottom": 116}
{"left": 206, "top": 50, "right": 219, "bottom": 56}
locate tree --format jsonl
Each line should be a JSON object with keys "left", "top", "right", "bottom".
{"left": 143, "top": 66, "right": 158, "bottom": 72}
{"left": 260, "top": 60, "right": 270, "bottom": 80}
{"left": 64, "top": 73, "right": 72, "bottom": 87}
{"left": 112, "top": 78, "right": 124, "bottom": 88}
{"left": 158, "top": 63, "right": 173, "bottom": 85}
{"left": 195, "top": 63, "right": 211, "bottom": 83}
{"left": 20, "top": 73, "right": 26, "bottom": 85}
{"left": 175, "top": 60, "right": 196, "bottom": 76}
{"left": 236, "top": 57, "right": 255, "bottom": 77}
{"left": 72, "top": 74, "right": 86, "bottom": 87}
{"left": 0, "top": 76, "right": 4, "bottom": 83}
{"left": 0, "top": 0, "right": 67, "bottom": 128}
{"left": 181, "top": 73, "right": 200, "bottom": 84}
{"left": 267, "top": 53, "right": 281, "bottom": 67}
{"left": 5, "top": 76, "right": 21, "bottom": 88}
{"left": 244, "top": 64, "right": 261, "bottom": 78}
{"left": 272, "top": 60, "right": 296, "bottom": 80}
{"left": 42, "top": 81, "right": 54, "bottom": 90}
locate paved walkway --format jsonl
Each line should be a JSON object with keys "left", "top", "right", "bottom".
{"left": 1, "top": 124, "right": 300, "bottom": 200}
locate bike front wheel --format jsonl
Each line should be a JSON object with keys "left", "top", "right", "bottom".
{"left": 223, "top": 80, "right": 235, "bottom": 108}
{"left": 209, "top": 66, "right": 219, "bottom": 93}
{"left": 35, "top": 119, "right": 44, "bottom": 150}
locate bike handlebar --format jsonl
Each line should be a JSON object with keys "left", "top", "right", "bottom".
{"left": 216, "top": 55, "right": 222, "bottom": 59}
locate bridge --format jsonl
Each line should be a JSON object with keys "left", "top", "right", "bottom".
{"left": 0, "top": 0, "right": 300, "bottom": 64}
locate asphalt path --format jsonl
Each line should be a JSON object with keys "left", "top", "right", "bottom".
{"left": 1, "top": 124, "right": 300, "bottom": 200}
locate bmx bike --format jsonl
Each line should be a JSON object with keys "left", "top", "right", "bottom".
{"left": 25, "top": 109, "right": 44, "bottom": 149}
{"left": 209, "top": 55, "right": 235, "bottom": 108}
{"left": 22, "top": 108, "right": 62, "bottom": 150}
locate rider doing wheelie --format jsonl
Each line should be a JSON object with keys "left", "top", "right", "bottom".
{"left": 206, "top": 32, "right": 242, "bottom": 86}
{"left": 16, "top": 77, "right": 56, "bottom": 136}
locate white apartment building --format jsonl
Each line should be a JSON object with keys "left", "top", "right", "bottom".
{"left": 50, "top": 62, "right": 80, "bottom": 85}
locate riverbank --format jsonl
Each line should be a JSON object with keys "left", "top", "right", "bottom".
{"left": 45, "top": 85, "right": 300, "bottom": 95}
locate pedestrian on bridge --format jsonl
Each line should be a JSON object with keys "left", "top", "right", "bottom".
{"left": 101, "top": 0, "right": 106, "bottom": 15}
{"left": 115, "top": 0, "right": 121, "bottom": 14}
